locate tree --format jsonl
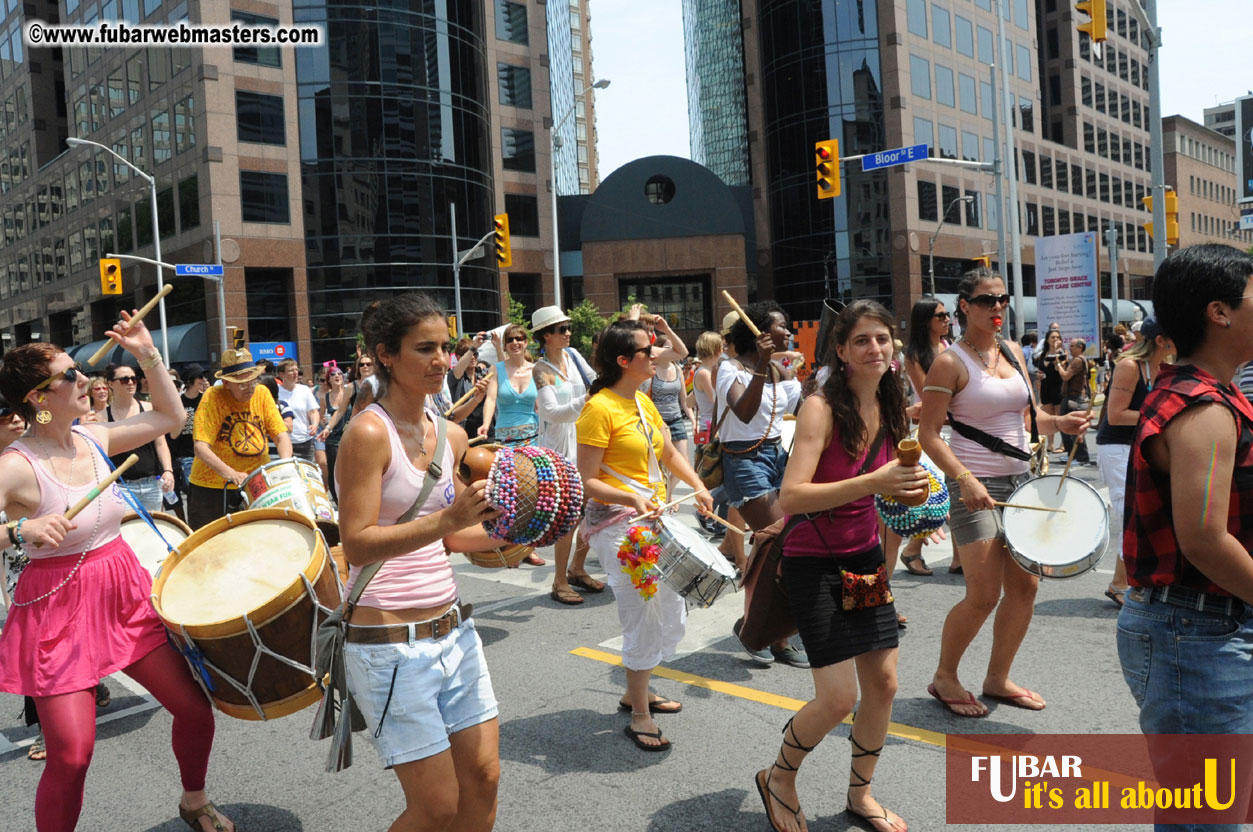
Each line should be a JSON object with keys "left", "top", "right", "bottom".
{"left": 506, "top": 294, "right": 528, "bottom": 329}
{"left": 568, "top": 298, "right": 608, "bottom": 360}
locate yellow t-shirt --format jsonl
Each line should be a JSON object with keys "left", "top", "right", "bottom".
{"left": 576, "top": 389, "right": 668, "bottom": 504}
{"left": 190, "top": 384, "right": 288, "bottom": 488}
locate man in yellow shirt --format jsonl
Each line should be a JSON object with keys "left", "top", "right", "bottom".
{"left": 188, "top": 348, "right": 292, "bottom": 529}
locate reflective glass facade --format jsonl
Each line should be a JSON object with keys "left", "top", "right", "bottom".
{"left": 759, "top": 0, "right": 892, "bottom": 317}
{"left": 683, "top": 0, "right": 750, "bottom": 186}
{"left": 294, "top": 0, "right": 495, "bottom": 362}
{"left": 546, "top": 0, "right": 579, "bottom": 195}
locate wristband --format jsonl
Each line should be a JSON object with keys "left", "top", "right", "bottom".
{"left": 955, "top": 471, "right": 973, "bottom": 484}
{"left": 14, "top": 517, "right": 27, "bottom": 547}
{"left": 139, "top": 352, "right": 163, "bottom": 371}
{"left": 163, "top": 469, "right": 173, "bottom": 474}
{"left": 5, "top": 522, "right": 16, "bottom": 546}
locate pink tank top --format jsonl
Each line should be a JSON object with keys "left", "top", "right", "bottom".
{"left": 341, "top": 404, "right": 458, "bottom": 610}
{"left": 948, "top": 345, "right": 1030, "bottom": 477}
{"left": 3, "top": 428, "right": 127, "bottom": 559}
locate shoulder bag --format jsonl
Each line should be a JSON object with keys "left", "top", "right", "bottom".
{"left": 310, "top": 410, "right": 448, "bottom": 773}
{"left": 947, "top": 340, "right": 1048, "bottom": 475}
{"left": 737, "top": 428, "right": 887, "bottom": 651}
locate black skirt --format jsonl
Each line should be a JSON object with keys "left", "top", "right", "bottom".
{"left": 781, "top": 545, "right": 899, "bottom": 669}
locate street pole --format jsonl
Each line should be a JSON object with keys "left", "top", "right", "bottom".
{"left": 1106, "top": 224, "right": 1120, "bottom": 332}
{"left": 550, "top": 135, "right": 562, "bottom": 309}
{"left": 214, "top": 220, "right": 227, "bottom": 358}
{"left": 991, "top": 63, "right": 1008, "bottom": 312}
{"left": 994, "top": 0, "right": 1025, "bottom": 340}
{"left": 450, "top": 202, "right": 463, "bottom": 333}
{"left": 1145, "top": 0, "right": 1167, "bottom": 268}
{"left": 929, "top": 196, "right": 973, "bottom": 296}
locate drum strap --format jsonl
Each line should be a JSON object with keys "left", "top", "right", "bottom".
{"left": 947, "top": 341, "right": 1040, "bottom": 463}
{"left": 82, "top": 433, "right": 177, "bottom": 553}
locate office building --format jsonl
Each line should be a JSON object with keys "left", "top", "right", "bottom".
{"left": 682, "top": 0, "right": 751, "bottom": 187}
{"left": 1203, "top": 101, "right": 1236, "bottom": 139}
{"left": 1163, "top": 115, "right": 1251, "bottom": 248}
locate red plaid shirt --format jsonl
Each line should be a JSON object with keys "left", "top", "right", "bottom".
{"left": 1125, "top": 363, "right": 1253, "bottom": 596}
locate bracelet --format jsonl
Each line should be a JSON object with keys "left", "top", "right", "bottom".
{"left": 139, "top": 352, "right": 163, "bottom": 371}
{"left": 955, "top": 471, "right": 973, "bottom": 484}
{"left": 163, "top": 469, "right": 173, "bottom": 474}
{"left": 5, "top": 522, "right": 16, "bottom": 546}
{"left": 14, "top": 518, "right": 26, "bottom": 547}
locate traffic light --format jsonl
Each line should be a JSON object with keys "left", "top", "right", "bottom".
{"left": 493, "top": 213, "right": 512, "bottom": 268}
{"left": 1075, "top": 0, "right": 1107, "bottom": 44}
{"left": 226, "top": 326, "right": 246, "bottom": 350}
{"left": 448, "top": 314, "right": 458, "bottom": 340}
{"left": 815, "top": 139, "right": 840, "bottom": 200}
{"left": 1142, "top": 190, "right": 1180, "bottom": 247}
{"left": 99, "top": 258, "right": 122, "bottom": 295}
{"left": 972, "top": 255, "right": 992, "bottom": 269}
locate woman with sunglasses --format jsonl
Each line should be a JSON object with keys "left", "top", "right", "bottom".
{"left": 577, "top": 320, "right": 714, "bottom": 751}
{"left": 0, "top": 317, "right": 235, "bottom": 832}
{"left": 79, "top": 376, "right": 111, "bottom": 425}
{"left": 532, "top": 306, "right": 603, "bottom": 605}
{"left": 1036, "top": 330, "right": 1066, "bottom": 453}
{"left": 103, "top": 362, "right": 175, "bottom": 513}
{"left": 315, "top": 361, "right": 351, "bottom": 500}
{"left": 349, "top": 351, "right": 378, "bottom": 418}
{"left": 918, "top": 268, "right": 1090, "bottom": 717}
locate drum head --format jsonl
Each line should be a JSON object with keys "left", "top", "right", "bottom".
{"left": 658, "top": 516, "right": 736, "bottom": 579}
{"left": 121, "top": 512, "right": 191, "bottom": 577}
{"left": 1002, "top": 475, "right": 1107, "bottom": 577}
{"left": 159, "top": 517, "right": 318, "bottom": 626}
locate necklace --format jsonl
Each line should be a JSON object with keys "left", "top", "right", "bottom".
{"left": 32, "top": 432, "right": 79, "bottom": 513}
{"left": 962, "top": 336, "right": 999, "bottom": 371}
{"left": 393, "top": 413, "right": 429, "bottom": 459}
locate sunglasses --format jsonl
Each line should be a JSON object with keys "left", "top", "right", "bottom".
{"left": 628, "top": 345, "right": 654, "bottom": 359}
{"left": 555, "top": 325, "right": 571, "bottom": 335}
{"left": 112, "top": 374, "right": 138, "bottom": 384}
{"left": 505, "top": 336, "right": 527, "bottom": 344}
{"left": 967, "top": 293, "right": 1011, "bottom": 308}
{"left": 0, "top": 406, "right": 14, "bottom": 420}
{"left": 933, "top": 312, "right": 951, "bottom": 320}
{"left": 33, "top": 362, "right": 86, "bottom": 391}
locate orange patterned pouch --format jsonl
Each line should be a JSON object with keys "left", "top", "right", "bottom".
{"left": 840, "top": 564, "right": 894, "bottom": 611}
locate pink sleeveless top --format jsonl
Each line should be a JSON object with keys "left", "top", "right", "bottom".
{"left": 340, "top": 404, "right": 458, "bottom": 610}
{"left": 2, "top": 427, "right": 127, "bottom": 558}
{"left": 948, "top": 345, "right": 1030, "bottom": 477}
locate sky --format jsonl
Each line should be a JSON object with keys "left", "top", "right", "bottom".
{"left": 590, "top": 0, "right": 1251, "bottom": 181}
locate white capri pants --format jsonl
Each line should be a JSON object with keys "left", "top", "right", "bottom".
{"left": 584, "top": 504, "right": 686, "bottom": 672}
{"left": 1096, "top": 442, "right": 1130, "bottom": 561}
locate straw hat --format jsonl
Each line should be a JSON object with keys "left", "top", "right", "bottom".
{"left": 531, "top": 305, "right": 570, "bottom": 333}
{"left": 720, "top": 311, "right": 739, "bottom": 336}
{"left": 215, "top": 348, "right": 265, "bottom": 383}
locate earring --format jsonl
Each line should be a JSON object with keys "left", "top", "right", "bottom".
{"left": 1226, "top": 320, "right": 1233, "bottom": 328}
{"left": 35, "top": 396, "right": 51, "bottom": 424}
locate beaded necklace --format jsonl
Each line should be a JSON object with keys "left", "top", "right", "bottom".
{"left": 961, "top": 336, "right": 1000, "bottom": 371}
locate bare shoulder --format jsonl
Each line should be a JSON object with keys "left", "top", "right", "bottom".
{"left": 533, "top": 362, "right": 556, "bottom": 389}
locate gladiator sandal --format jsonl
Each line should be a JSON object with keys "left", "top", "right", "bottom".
{"left": 846, "top": 734, "right": 895, "bottom": 829}
{"left": 755, "top": 716, "right": 819, "bottom": 832}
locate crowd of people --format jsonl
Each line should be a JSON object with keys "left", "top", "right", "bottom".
{"left": 2, "top": 242, "right": 1252, "bottom": 832}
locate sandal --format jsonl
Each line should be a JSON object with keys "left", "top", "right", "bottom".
{"left": 755, "top": 717, "right": 817, "bottom": 832}
{"left": 523, "top": 552, "right": 546, "bottom": 566}
{"left": 550, "top": 586, "right": 585, "bottom": 606}
{"left": 1104, "top": 586, "right": 1126, "bottom": 608}
{"left": 95, "top": 682, "right": 111, "bottom": 708}
{"left": 567, "top": 573, "right": 605, "bottom": 593}
{"left": 179, "top": 801, "right": 230, "bottom": 832}
{"left": 619, "top": 697, "right": 682, "bottom": 714}
{"left": 847, "top": 737, "right": 903, "bottom": 831}
{"left": 899, "top": 553, "right": 932, "bottom": 576}
{"left": 27, "top": 733, "right": 46, "bottom": 762}
{"left": 623, "top": 724, "right": 670, "bottom": 751}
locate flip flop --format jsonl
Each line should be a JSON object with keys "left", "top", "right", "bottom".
{"left": 619, "top": 698, "right": 683, "bottom": 714}
{"left": 523, "top": 552, "right": 547, "bottom": 566}
{"left": 623, "top": 724, "right": 671, "bottom": 751}
{"left": 900, "top": 553, "right": 933, "bottom": 576}
{"left": 948, "top": 564, "right": 964, "bottom": 575}
{"left": 982, "top": 689, "right": 1046, "bottom": 710}
{"left": 550, "top": 587, "right": 585, "bottom": 606}
{"left": 927, "top": 683, "right": 988, "bottom": 717}
{"left": 567, "top": 573, "right": 605, "bottom": 593}
{"left": 1104, "top": 587, "right": 1125, "bottom": 608}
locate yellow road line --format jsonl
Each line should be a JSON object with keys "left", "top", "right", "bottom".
{"left": 571, "top": 646, "right": 950, "bottom": 749}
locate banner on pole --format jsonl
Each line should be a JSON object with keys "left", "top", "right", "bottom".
{"left": 1238, "top": 95, "right": 1253, "bottom": 204}
{"left": 1035, "top": 232, "right": 1101, "bottom": 357}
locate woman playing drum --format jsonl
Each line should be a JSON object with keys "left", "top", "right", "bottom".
{"left": 335, "top": 293, "right": 505, "bottom": 832}
{"left": 576, "top": 320, "right": 714, "bottom": 752}
{"left": 919, "top": 268, "right": 1090, "bottom": 716}
{"left": 0, "top": 317, "right": 234, "bottom": 832}
{"left": 755, "top": 301, "right": 924, "bottom": 832}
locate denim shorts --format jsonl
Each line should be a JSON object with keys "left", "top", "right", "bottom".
{"left": 344, "top": 618, "right": 498, "bottom": 768}
{"left": 945, "top": 473, "right": 1029, "bottom": 546}
{"left": 665, "top": 417, "right": 690, "bottom": 443}
{"left": 721, "top": 439, "right": 787, "bottom": 508}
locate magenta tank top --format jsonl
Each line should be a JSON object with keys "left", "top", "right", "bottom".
{"left": 3, "top": 427, "right": 127, "bottom": 559}
{"left": 339, "top": 405, "right": 458, "bottom": 610}
{"left": 783, "top": 421, "right": 891, "bottom": 558}
{"left": 948, "top": 345, "right": 1031, "bottom": 477}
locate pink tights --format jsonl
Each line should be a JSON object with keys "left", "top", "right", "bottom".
{"left": 33, "top": 642, "right": 216, "bottom": 832}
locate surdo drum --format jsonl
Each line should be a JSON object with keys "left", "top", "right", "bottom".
{"left": 120, "top": 511, "right": 192, "bottom": 578}
{"left": 1001, "top": 475, "right": 1108, "bottom": 579}
{"left": 151, "top": 508, "right": 341, "bottom": 720}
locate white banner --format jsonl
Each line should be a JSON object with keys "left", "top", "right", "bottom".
{"left": 1035, "top": 232, "right": 1101, "bottom": 357}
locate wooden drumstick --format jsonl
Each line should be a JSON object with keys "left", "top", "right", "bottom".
{"left": 1055, "top": 396, "right": 1096, "bottom": 495}
{"left": 994, "top": 501, "right": 1066, "bottom": 514}
{"left": 444, "top": 368, "right": 494, "bottom": 419}
{"left": 32, "top": 454, "right": 139, "bottom": 549}
{"left": 721, "top": 290, "right": 760, "bottom": 336}
{"left": 628, "top": 489, "right": 710, "bottom": 524}
{"left": 702, "top": 510, "right": 749, "bottom": 535}
{"left": 88, "top": 284, "right": 175, "bottom": 366}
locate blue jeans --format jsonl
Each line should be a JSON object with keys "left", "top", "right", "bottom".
{"left": 1116, "top": 592, "right": 1253, "bottom": 832}
{"left": 122, "top": 475, "right": 165, "bottom": 513}
{"left": 721, "top": 439, "right": 787, "bottom": 508}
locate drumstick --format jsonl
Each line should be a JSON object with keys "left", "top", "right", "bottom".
{"left": 1055, "top": 397, "right": 1096, "bottom": 495}
{"left": 444, "top": 368, "right": 494, "bottom": 419}
{"left": 994, "top": 501, "right": 1066, "bottom": 514}
{"left": 32, "top": 454, "right": 139, "bottom": 549}
{"left": 702, "top": 510, "right": 749, "bottom": 535}
{"left": 721, "top": 290, "right": 760, "bottom": 336}
{"left": 88, "top": 285, "right": 175, "bottom": 366}
{"left": 628, "top": 489, "right": 709, "bottom": 524}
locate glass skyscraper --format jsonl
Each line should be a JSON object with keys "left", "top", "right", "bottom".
{"left": 546, "top": 0, "right": 579, "bottom": 196}
{"left": 682, "top": 0, "right": 751, "bottom": 187}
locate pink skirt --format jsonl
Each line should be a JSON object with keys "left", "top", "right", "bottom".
{"left": 0, "top": 534, "right": 168, "bottom": 697}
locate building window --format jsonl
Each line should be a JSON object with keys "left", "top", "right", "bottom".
{"left": 932, "top": 4, "right": 951, "bottom": 47}
{"left": 1025, "top": 202, "right": 1038, "bottom": 236}
{"left": 959, "top": 73, "right": 977, "bottom": 114}
{"left": 910, "top": 55, "right": 931, "bottom": 99}
{"left": 913, "top": 117, "right": 934, "bottom": 153}
{"left": 977, "top": 25, "right": 993, "bottom": 64}
{"left": 938, "top": 124, "right": 958, "bottom": 159}
{"left": 1019, "top": 97, "right": 1033, "bottom": 133}
{"left": 645, "top": 175, "right": 676, "bottom": 204}
{"left": 960, "top": 130, "right": 978, "bottom": 162}
{"left": 1021, "top": 150, "right": 1036, "bottom": 184}
{"left": 987, "top": 192, "right": 999, "bottom": 230}
{"left": 1043, "top": 205, "right": 1054, "bottom": 236}
{"left": 501, "top": 128, "right": 536, "bottom": 172}
{"left": 1016, "top": 44, "right": 1031, "bottom": 81}
{"left": 1013, "top": 0, "right": 1029, "bottom": 29}
{"left": 496, "top": 0, "right": 528, "bottom": 44}
{"left": 1040, "top": 155, "right": 1053, "bottom": 188}
{"left": 179, "top": 174, "right": 199, "bottom": 231}
{"left": 918, "top": 179, "right": 938, "bottom": 222}
{"left": 232, "top": 11, "right": 280, "bottom": 68}
{"left": 955, "top": 15, "right": 973, "bottom": 56}
{"left": 907, "top": 0, "right": 928, "bottom": 37}
{"left": 503, "top": 193, "right": 539, "bottom": 236}
{"left": 1059, "top": 210, "right": 1070, "bottom": 235}
{"left": 983, "top": 136, "right": 995, "bottom": 163}
{"left": 1099, "top": 172, "right": 1110, "bottom": 202}
{"left": 935, "top": 64, "right": 955, "bottom": 107}
{"left": 497, "top": 63, "right": 532, "bottom": 109}
{"left": 980, "top": 81, "right": 994, "bottom": 119}
{"left": 942, "top": 185, "right": 962, "bottom": 223}
{"left": 151, "top": 108, "right": 171, "bottom": 164}
{"left": 236, "top": 90, "right": 285, "bottom": 145}
{"left": 1056, "top": 159, "right": 1068, "bottom": 192}
{"left": 240, "top": 171, "right": 289, "bottom": 223}
{"left": 965, "top": 190, "right": 982, "bottom": 228}
{"left": 174, "top": 94, "right": 195, "bottom": 153}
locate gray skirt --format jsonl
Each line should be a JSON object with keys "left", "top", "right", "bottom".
{"left": 945, "top": 473, "right": 1030, "bottom": 546}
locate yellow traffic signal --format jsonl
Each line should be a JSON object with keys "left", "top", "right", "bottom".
{"left": 448, "top": 314, "right": 458, "bottom": 340}
{"left": 493, "top": 213, "right": 512, "bottom": 268}
{"left": 226, "top": 326, "right": 246, "bottom": 350}
{"left": 815, "top": 139, "right": 840, "bottom": 199}
{"left": 99, "top": 258, "right": 122, "bottom": 295}
{"left": 1142, "top": 190, "right": 1180, "bottom": 247}
{"left": 973, "top": 255, "right": 992, "bottom": 269}
{"left": 1075, "top": 0, "right": 1107, "bottom": 43}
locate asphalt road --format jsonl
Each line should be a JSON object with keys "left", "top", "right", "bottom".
{"left": 0, "top": 461, "right": 1147, "bottom": 831}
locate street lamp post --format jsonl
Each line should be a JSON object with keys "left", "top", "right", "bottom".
{"left": 67, "top": 137, "right": 168, "bottom": 364}
{"left": 928, "top": 195, "right": 975, "bottom": 296}
{"left": 549, "top": 78, "right": 609, "bottom": 309}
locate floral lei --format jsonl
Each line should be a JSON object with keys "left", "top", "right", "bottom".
{"left": 617, "top": 524, "right": 662, "bottom": 600}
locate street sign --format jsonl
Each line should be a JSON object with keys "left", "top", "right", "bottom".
{"left": 861, "top": 143, "right": 929, "bottom": 172}
{"left": 251, "top": 341, "right": 298, "bottom": 361}
{"left": 175, "top": 264, "right": 224, "bottom": 277}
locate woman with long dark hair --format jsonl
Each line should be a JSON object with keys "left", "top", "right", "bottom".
{"left": 919, "top": 268, "right": 1090, "bottom": 716}
{"left": 576, "top": 320, "right": 713, "bottom": 752}
{"left": 1036, "top": 329, "right": 1066, "bottom": 453}
{"left": 754, "top": 301, "right": 923, "bottom": 832}
{"left": 103, "top": 362, "right": 175, "bottom": 512}
{"left": 336, "top": 293, "right": 506, "bottom": 831}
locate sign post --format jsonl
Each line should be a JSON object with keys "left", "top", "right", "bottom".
{"left": 1036, "top": 232, "right": 1101, "bottom": 357}
{"left": 860, "top": 143, "right": 929, "bottom": 172}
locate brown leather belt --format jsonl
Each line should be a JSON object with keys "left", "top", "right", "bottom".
{"left": 344, "top": 602, "right": 473, "bottom": 644}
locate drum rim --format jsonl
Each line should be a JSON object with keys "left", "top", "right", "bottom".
{"left": 655, "top": 515, "right": 737, "bottom": 579}
{"left": 120, "top": 510, "right": 193, "bottom": 537}
{"left": 1002, "top": 474, "right": 1108, "bottom": 577}
{"left": 152, "top": 507, "right": 330, "bottom": 638}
